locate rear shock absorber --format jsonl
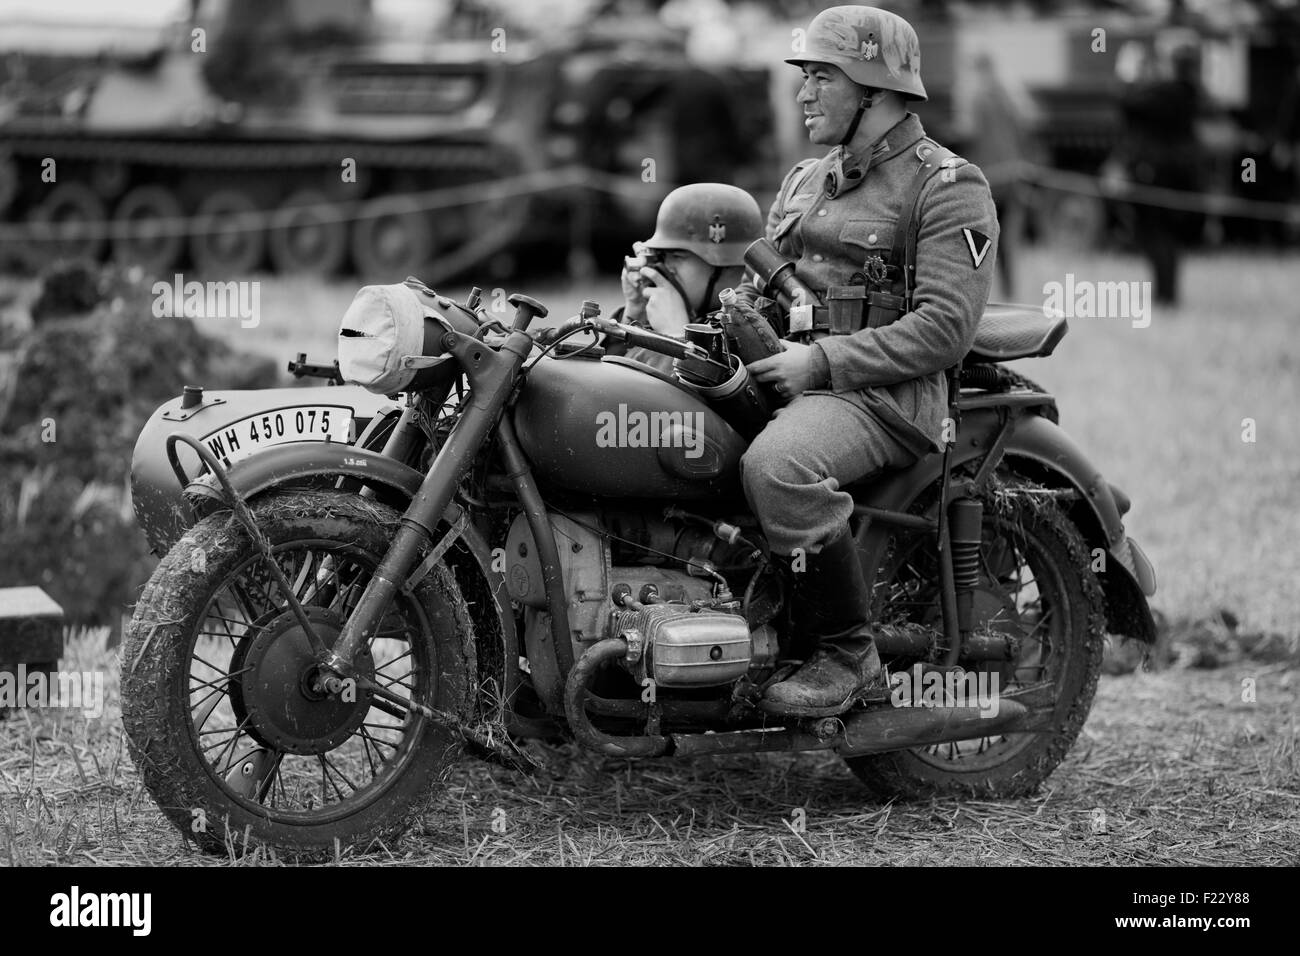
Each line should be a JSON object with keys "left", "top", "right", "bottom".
{"left": 948, "top": 498, "right": 984, "bottom": 636}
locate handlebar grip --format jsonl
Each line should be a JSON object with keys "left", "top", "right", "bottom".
{"left": 507, "top": 293, "right": 549, "bottom": 331}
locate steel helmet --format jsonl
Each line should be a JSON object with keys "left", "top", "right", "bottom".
{"left": 786, "top": 5, "right": 927, "bottom": 102}
{"left": 644, "top": 183, "right": 764, "bottom": 267}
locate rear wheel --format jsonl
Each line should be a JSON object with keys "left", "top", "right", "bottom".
{"left": 846, "top": 484, "right": 1105, "bottom": 799}
{"left": 121, "top": 490, "right": 475, "bottom": 859}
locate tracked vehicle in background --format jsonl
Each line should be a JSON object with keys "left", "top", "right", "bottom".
{"left": 0, "top": 0, "right": 774, "bottom": 281}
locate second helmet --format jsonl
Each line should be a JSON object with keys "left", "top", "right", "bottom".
{"left": 643, "top": 183, "right": 764, "bottom": 267}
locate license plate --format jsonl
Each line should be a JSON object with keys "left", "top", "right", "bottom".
{"left": 201, "top": 405, "right": 353, "bottom": 467}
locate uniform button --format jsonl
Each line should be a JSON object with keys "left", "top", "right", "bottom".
{"left": 817, "top": 209, "right": 827, "bottom": 216}
{"left": 812, "top": 254, "right": 824, "bottom": 262}
{"left": 868, "top": 233, "right": 878, "bottom": 243}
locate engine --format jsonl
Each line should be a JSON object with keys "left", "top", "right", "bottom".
{"left": 503, "top": 509, "right": 779, "bottom": 688}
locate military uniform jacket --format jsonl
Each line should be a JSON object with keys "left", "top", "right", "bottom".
{"left": 748, "top": 112, "right": 999, "bottom": 454}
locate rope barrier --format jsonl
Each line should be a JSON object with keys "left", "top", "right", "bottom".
{"left": 1, "top": 160, "right": 1296, "bottom": 245}
{"left": 983, "top": 159, "right": 1300, "bottom": 223}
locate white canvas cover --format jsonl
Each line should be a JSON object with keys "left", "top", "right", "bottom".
{"left": 337, "top": 283, "right": 428, "bottom": 394}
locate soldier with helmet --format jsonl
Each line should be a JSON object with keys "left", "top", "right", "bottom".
{"left": 609, "top": 182, "right": 765, "bottom": 373}
{"left": 736, "top": 5, "right": 1001, "bottom": 716}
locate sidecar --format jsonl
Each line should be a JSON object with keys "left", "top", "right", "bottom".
{"left": 130, "top": 383, "right": 394, "bottom": 555}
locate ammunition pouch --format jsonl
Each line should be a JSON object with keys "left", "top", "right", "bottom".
{"left": 803, "top": 277, "right": 907, "bottom": 339}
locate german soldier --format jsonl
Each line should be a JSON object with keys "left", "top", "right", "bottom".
{"left": 608, "top": 183, "right": 764, "bottom": 374}
{"left": 738, "top": 5, "right": 1001, "bottom": 716}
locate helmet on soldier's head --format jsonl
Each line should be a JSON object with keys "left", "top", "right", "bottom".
{"left": 644, "top": 183, "right": 764, "bottom": 268}
{"left": 787, "top": 5, "right": 927, "bottom": 102}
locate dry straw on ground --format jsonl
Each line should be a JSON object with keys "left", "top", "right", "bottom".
{"left": 2, "top": 628, "right": 1295, "bottom": 866}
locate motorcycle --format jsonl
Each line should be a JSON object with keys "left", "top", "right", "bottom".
{"left": 122, "top": 269, "right": 1157, "bottom": 858}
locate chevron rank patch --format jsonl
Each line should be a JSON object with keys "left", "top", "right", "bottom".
{"left": 962, "top": 228, "right": 992, "bottom": 268}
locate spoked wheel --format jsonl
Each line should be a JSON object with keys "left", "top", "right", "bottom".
{"left": 846, "top": 481, "right": 1105, "bottom": 799}
{"left": 121, "top": 490, "right": 474, "bottom": 859}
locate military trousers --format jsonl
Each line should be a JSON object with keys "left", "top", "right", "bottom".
{"left": 740, "top": 392, "right": 918, "bottom": 557}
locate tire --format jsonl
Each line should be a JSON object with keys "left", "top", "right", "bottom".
{"left": 191, "top": 189, "right": 266, "bottom": 276}
{"left": 268, "top": 189, "right": 349, "bottom": 275}
{"left": 111, "top": 185, "right": 185, "bottom": 274}
{"left": 846, "top": 485, "right": 1105, "bottom": 799}
{"left": 121, "top": 490, "right": 475, "bottom": 859}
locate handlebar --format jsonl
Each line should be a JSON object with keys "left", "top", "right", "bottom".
{"left": 591, "top": 316, "right": 720, "bottom": 365}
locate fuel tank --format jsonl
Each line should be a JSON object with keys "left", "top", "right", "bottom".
{"left": 511, "top": 355, "right": 746, "bottom": 499}
{"left": 131, "top": 384, "right": 391, "bottom": 554}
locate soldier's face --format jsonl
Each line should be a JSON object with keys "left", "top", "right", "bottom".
{"left": 660, "top": 250, "right": 715, "bottom": 309}
{"left": 797, "top": 63, "right": 859, "bottom": 145}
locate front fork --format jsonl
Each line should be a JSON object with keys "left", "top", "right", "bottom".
{"left": 319, "top": 314, "right": 540, "bottom": 701}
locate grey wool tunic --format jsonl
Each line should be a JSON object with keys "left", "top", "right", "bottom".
{"left": 741, "top": 112, "right": 1000, "bottom": 455}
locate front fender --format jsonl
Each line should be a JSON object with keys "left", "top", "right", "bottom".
{"left": 856, "top": 407, "right": 1157, "bottom": 643}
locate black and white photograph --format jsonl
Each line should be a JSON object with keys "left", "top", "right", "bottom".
{"left": 0, "top": 0, "right": 1294, "bottom": 908}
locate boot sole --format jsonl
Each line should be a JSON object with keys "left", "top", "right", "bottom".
{"left": 757, "top": 694, "right": 864, "bottom": 718}
{"left": 757, "top": 684, "right": 890, "bottom": 718}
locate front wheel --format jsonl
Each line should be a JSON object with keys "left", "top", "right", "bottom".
{"left": 121, "top": 490, "right": 475, "bottom": 859}
{"left": 846, "top": 485, "right": 1106, "bottom": 799}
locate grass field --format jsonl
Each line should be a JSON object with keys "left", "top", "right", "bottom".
{"left": 2, "top": 245, "right": 1297, "bottom": 865}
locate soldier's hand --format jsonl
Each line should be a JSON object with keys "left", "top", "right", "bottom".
{"left": 747, "top": 341, "right": 817, "bottom": 399}
{"left": 641, "top": 268, "right": 690, "bottom": 337}
{"left": 620, "top": 248, "right": 651, "bottom": 322}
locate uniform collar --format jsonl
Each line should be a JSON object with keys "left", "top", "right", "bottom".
{"left": 823, "top": 112, "right": 927, "bottom": 198}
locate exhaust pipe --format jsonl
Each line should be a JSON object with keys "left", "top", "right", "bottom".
{"left": 565, "top": 638, "right": 1031, "bottom": 759}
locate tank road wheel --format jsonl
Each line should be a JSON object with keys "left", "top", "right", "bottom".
{"left": 27, "top": 182, "right": 108, "bottom": 262}
{"left": 111, "top": 185, "right": 186, "bottom": 274}
{"left": 268, "top": 189, "right": 349, "bottom": 276}
{"left": 845, "top": 486, "right": 1106, "bottom": 799}
{"left": 350, "top": 197, "right": 434, "bottom": 281}
{"left": 191, "top": 189, "right": 266, "bottom": 276}
{"left": 120, "top": 490, "right": 476, "bottom": 859}
{"left": 90, "top": 161, "right": 130, "bottom": 201}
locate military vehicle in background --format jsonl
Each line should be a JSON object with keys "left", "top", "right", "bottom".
{"left": 895, "top": 0, "right": 1295, "bottom": 249}
{"left": 0, "top": 0, "right": 774, "bottom": 281}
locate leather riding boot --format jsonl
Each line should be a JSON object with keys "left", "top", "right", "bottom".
{"left": 762, "top": 525, "right": 883, "bottom": 717}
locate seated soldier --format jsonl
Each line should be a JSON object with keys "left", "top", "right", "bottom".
{"left": 607, "top": 183, "right": 764, "bottom": 373}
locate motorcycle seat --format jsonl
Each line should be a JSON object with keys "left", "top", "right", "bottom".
{"left": 966, "top": 302, "right": 1068, "bottom": 364}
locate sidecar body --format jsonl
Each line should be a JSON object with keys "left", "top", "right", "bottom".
{"left": 131, "top": 384, "right": 393, "bottom": 555}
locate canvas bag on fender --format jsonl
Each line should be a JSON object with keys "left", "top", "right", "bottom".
{"left": 337, "top": 282, "right": 430, "bottom": 394}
